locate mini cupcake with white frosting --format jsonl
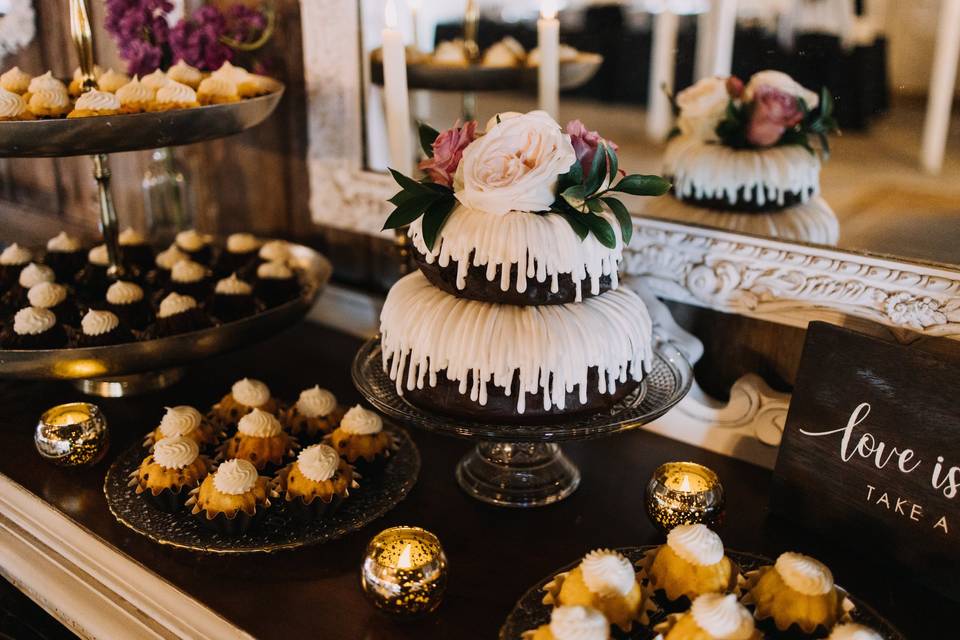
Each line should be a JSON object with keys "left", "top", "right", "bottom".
{"left": 44, "top": 231, "right": 86, "bottom": 281}
{"left": 274, "top": 443, "right": 358, "bottom": 521}
{"left": 0, "top": 87, "right": 32, "bottom": 121}
{"left": 257, "top": 239, "right": 292, "bottom": 265}
{"left": 174, "top": 229, "right": 213, "bottom": 264}
{"left": 218, "top": 407, "right": 298, "bottom": 472}
{"left": 151, "top": 244, "right": 189, "bottom": 285}
{"left": 186, "top": 457, "right": 277, "bottom": 534}
{"left": 0, "top": 243, "right": 33, "bottom": 290}
{"left": 129, "top": 435, "right": 212, "bottom": 512}
{"left": 67, "top": 89, "right": 121, "bottom": 118}
{"left": 542, "top": 549, "right": 647, "bottom": 633}
{"left": 27, "top": 72, "right": 70, "bottom": 118}
{"left": 75, "top": 309, "right": 133, "bottom": 347}
{"left": 216, "top": 232, "right": 261, "bottom": 276}
{"left": 96, "top": 69, "right": 131, "bottom": 93}
{"left": 105, "top": 280, "right": 152, "bottom": 330}
{"left": 254, "top": 260, "right": 301, "bottom": 308}
{"left": 4, "top": 262, "right": 55, "bottom": 311}
{"left": 0, "top": 66, "right": 32, "bottom": 95}
{"left": 653, "top": 593, "right": 760, "bottom": 640}
{"left": 281, "top": 385, "right": 344, "bottom": 442}
{"left": 210, "top": 377, "right": 280, "bottom": 426}
{"left": 144, "top": 405, "right": 223, "bottom": 450}
{"left": 153, "top": 291, "right": 211, "bottom": 337}
{"left": 68, "top": 65, "right": 102, "bottom": 96}
{"left": 326, "top": 405, "right": 396, "bottom": 472}
{"left": 72, "top": 243, "right": 113, "bottom": 302}
{"left": 523, "top": 605, "right": 610, "bottom": 640}
{"left": 167, "top": 259, "right": 212, "bottom": 299}
{"left": 115, "top": 75, "right": 155, "bottom": 113}
{"left": 197, "top": 75, "right": 240, "bottom": 105}
{"left": 827, "top": 623, "right": 884, "bottom": 640}
{"left": 743, "top": 551, "right": 853, "bottom": 634}
{"left": 27, "top": 282, "right": 78, "bottom": 326}
{"left": 150, "top": 79, "right": 198, "bottom": 111}
{"left": 642, "top": 524, "right": 739, "bottom": 605}
{"left": 118, "top": 227, "right": 154, "bottom": 272}
{"left": 166, "top": 60, "right": 203, "bottom": 89}
{"left": 0, "top": 306, "right": 66, "bottom": 349}
{"left": 140, "top": 69, "right": 169, "bottom": 92}
{"left": 210, "top": 272, "right": 258, "bottom": 322}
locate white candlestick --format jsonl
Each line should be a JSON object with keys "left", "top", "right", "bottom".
{"left": 647, "top": 9, "right": 679, "bottom": 141}
{"left": 921, "top": 0, "right": 960, "bottom": 174}
{"left": 382, "top": 0, "right": 413, "bottom": 175}
{"left": 538, "top": 1, "right": 560, "bottom": 119}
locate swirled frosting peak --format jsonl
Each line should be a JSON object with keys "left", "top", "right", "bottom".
{"left": 175, "top": 229, "right": 209, "bottom": 252}
{"left": 118, "top": 227, "right": 146, "bottom": 245}
{"left": 155, "top": 244, "right": 188, "bottom": 270}
{"left": 297, "top": 444, "right": 340, "bottom": 482}
{"left": 0, "top": 243, "right": 32, "bottom": 266}
{"left": 27, "top": 282, "right": 67, "bottom": 309}
{"left": 152, "top": 436, "right": 200, "bottom": 470}
{"left": 19, "top": 263, "right": 54, "bottom": 289}
{"left": 667, "top": 523, "right": 725, "bottom": 566}
{"left": 231, "top": 377, "right": 271, "bottom": 408}
{"left": 257, "top": 260, "right": 293, "bottom": 279}
{"left": 212, "top": 61, "right": 250, "bottom": 84}
{"left": 157, "top": 292, "right": 197, "bottom": 318}
{"left": 296, "top": 386, "right": 337, "bottom": 418}
{"left": 226, "top": 232, "right": 260, "bottom": 253}
{"left": 167, "top": 60, "right": 203, "bottom": 87}
{"left": 827, "top": 623, "right": 884, "bottom": 640}
{"left": 548, "top": 606, "right": 610, "bottom": 640}
{"left": 258, "top": 240, "right": 291, "bottom": 263}
{"left": 116, "top": 75, "right": 155, "bottom": 105}
{"left": 159, "top": 405, "right": 202, "bottom": 437}
{"left": 213, "top": 459, "right": 258, "bottom": 495}
{"left": 579, "top": 549, "right": 636, "bottom": 598}
{"left": 690, "top": 594, "right": 755, "bottom": 640}
{"left": 237, "top": 408, "right": 282, "bottom": 438}
{"left": 13, "top": 307, "right": 56, "bottom": 336}
{"left": 73, "top": 89, "right": 121, "bottom": 112}
{"left": 97, "top": 69, "right": 130, "bottom": 93}
{"left": 171, "top": 259, "right": 206, "bottom": 283}
{"left": 81, "top": 310, "right": 119, "bottom": 336}
{"left": 47, "top": 231, "right": 81, "bottom": 252}
{"left": 28, "top": 71, "right": 66, "bottom": 95}
{"left": 141, "top": 69, "right": 169, "bottom": 91}
{"left": 156, "top": 80, "right": 196, "bottom": 106}
{"left": 774, "top": 552, "right": 833, "bottom": 596}
{"left": 340, "top": 405, "right": 382, "bottom": 435}
{"left": 106, "top": 280, "right": 144, "bottom": 305}
{"left": 215, "top": 273, "right": 253, "bottom": 295}
{"left": 0, "top": 66, "right": 31, "bottom": 94}
{"left": 0, "top": 88, "right": 26, "bottom": 118}
{"left": 88, "top": 244, "right": 109, "bottom": 266}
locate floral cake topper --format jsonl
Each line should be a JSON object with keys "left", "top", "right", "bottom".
{"left": 673, "top": 70, "right": 838, "bottom": 155}
{"left": 384, "top": 111, "right": 671, "bottom": 250}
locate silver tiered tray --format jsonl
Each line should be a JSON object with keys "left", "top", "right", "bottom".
{"left": 0, "top": 244, "right": 331, "bottom": 396}
{"left": 353, "top": 336, "right": 692, "bottom": 508}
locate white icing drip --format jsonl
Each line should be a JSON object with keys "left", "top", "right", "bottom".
{"left": 13, "top": 307, "right": 55, "bottom": 335}
{"left": 118, "top": 227, "right": 145, "bottom": 245}
{"left": 1, "top": 243, "right": 32, "bottom": 266}
{"left": 140, "top": 69, "right": 168, "bottom": 91}
{"left": 27, "top": 282, "right": 66, "bottom": 308}
{"left": 231, "top": 378, "right": 271, "bottom": 408}
{"left": 237, "top": 408, "right": 282, "bottom": 437}
{"left": 213, "top": 459, "right": 258, "bottom": 495}
{"left": 106, "top": 280, "right": 144, "bottom": 305}
{"left": 116, "top": 76, "right": 155, "bottom": 105}
{"left": 155, "top": 80, "right": 196, "bottom": 106}
{"left": 0, "top": 88, "right": 26, "bottom": 118}
{"left": 379, "top": 271, "right": 653, "bottom": 413}
{"left": 152, "top": 436, "right": 199, "bottom": 470}
{"left": 296, "top": 386, "right": 337, "bottom": 418}
{"left": 827, "top": 623, "right": 884, "bottom": 640}
{"left": 258, "top": 240, "right": 291, "bottom": 262}
{"left": 88, "top": 244, "right": 109, "bottom": 266}
{"left": 159, "top": 406, "right": 202, "bottom": 438}
{"left": 579, "top": 550, "right": 636, "bottom": 598}
{"left": 19, "top": 263, "right": 54, "bottom": 288}
{"left": 175, "top": 229, "right": 209, "bottom": 252}
{"left": 215, "top": 273, "right": 253, "bottom": 295}
{"left": 296, "top": 444, "right": 340, "bottom": 482}
{"left": 548, "top": 606, "right": 610, "bottom": 640}
{"left": 774, "top": 552, "right": 833, "bottom": 596}
{"left": 664, "top": 135, "right": 820, "bottom": 207}
{"left": 171, "top": 260, "right": 207, "bottom": 283}
{"left": 226, "top": 233, "right": 260, "bottom": 253}
{"left": 73, "top": 89, "right": 120, "bottom": 112}
{"left": 0, "top": 67, "right": 31, "bottom": 94}
{"left": 157, "top": 292, "right": 197, "bottom": 318}
{"left": 257, "top": 260, "right": 293, "bottom": 279}
{"left": 340, "top": 405, "right": 382, "bottom": 435}
{"left": 409, "top": 207, "right": 623, "bottom": 302}
{"left": 666, "top": 524, "right": 725, "bottom": 566}
{"left": 155, "top": 245, "right": 188, "bottom": 269}
{"left": 690, "top": 594, "right": 755, "bottom": 640}
{"left": 81, "top": 310, "right": 119, "bottom": 336}
{"left": 47, "top": 231, "right": 81, "bottom": 252}
{"left": 97, "top": 69, "right": 130, "bottom": 93}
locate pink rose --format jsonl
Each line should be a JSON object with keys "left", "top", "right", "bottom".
{"left": 565, "top": 119, "right": 619, "bottom": 175}
{"left": 726, "top": 76, "right": 744, "bottom": 99}
{"left": 418, "top": 120, "right": 478, "bottom": 187}
{"left": 746, "top": 85, "right": 804, "bottom": 147}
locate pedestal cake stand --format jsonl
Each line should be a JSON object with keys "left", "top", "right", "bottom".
{"left": 352, "top": 336, "right": 692, "bottom": 508}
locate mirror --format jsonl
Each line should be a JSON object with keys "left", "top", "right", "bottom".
{"left": 359, "top": 1, "right": 960, "bottom": 269}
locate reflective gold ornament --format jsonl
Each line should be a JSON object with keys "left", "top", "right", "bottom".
{"left": 645, "top": 461, "right": 724, "bottom": 532}
{"left": 360, "top": 526, "right": 447, "bottom": 617}
{"left": 35, "top": 402, "right": 109, "bottom": 467}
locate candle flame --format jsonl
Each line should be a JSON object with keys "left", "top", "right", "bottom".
{"left": 396, "top": 542, "right": 414, "bottom": 569}
{"left": 384, "top": 0, "right": 399, "bottom": 29}
{"left": 541, "top": 0, "right": 558, "bottom": 20}
{"left": 678, "top": 474, "right": 692, "bottom": 492}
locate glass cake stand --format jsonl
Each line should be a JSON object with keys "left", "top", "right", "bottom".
{"left": 352, "top": 337, "right": 693, "bottom": 508}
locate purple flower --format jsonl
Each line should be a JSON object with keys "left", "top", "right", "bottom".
{"left": 170, "top": 6, "right": 235, "bottom": 71}
{"left": 121, "top": 40, "right": 164, "bottom": 76}
{"left": 565, "top": 120, "right": 619, "bottom": 176}
{"left": 105, "top": 0, "right": 174, "bottom": 75}
{"left": 418, "top": 120, "right": 478, "bottom": 187}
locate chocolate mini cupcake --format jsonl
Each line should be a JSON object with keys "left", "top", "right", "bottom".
{"left": 281, "top": 386, "right": 343, "bottom": 444}
{"left": 254, "top": 261, "right": 301, "bottom": 308}
{"left": 74, "top": 244, "right": 112, "bottom": 303}
{"left": 274, "top": 444, "right": 357, "bottom": 522}
{"left": 154, "top": 292, "right": 211, "bottom": 337}
{"left": 217, "top": 233, "right": 261, "bottom": 277}
{"left": 0, "top": 243, "right": 33, "bottom": 292}
{"left": 257, "top": 239, "right": 292, "bottom": 267}
{"left": 210, "top": 273, "right": 258, "bottom": 322}
{"left": 44, "top": 232, "right": 86, "bottom": 281}
{"left": 129, "top": 436, "right": 212, "bottom": 512}
{"left": 186, "top": 458, "right": 276, "bottom": 535}
{"left": 0, "top": 307, "right": 67, "bottom": 349}
{"left": 218, "top": 408, "right": 298, "bottom": 473}
{"left": 326, "top": 405, "right": 396, "bottom": 473}
{"left": 167, "top": 259, "right": 212, "bottom": 300}
{"left": 105, "top": 280, "right": 152, "bottom": 331}
{"left": 151, "top": 244, "right": 189, "bottom": 286}
{"left": 27, "top": 282, "right": 78, "bottom": 327}
{"left": 174, "top": 229, "right": 213, "bottom": 265}
{"left": 75, "top": 309, "right": 133, "bottom": 347}
{"left": 118, "top": 227, "right": 154, "bottom": 273}
{"left": 3, "top": 263, "right": 55, "bottom": 313}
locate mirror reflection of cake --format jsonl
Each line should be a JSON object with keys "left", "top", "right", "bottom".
{"left": 378, "top": 111, "right": 671, "bottom": 423}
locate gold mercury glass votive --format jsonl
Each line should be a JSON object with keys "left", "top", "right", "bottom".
{"left": 361, "top": 526, "right": 448, "bottom": 618}
{"left": 645, "top": 461, "right": 725, "bottom": 532}
{"left": 34, "top": 402, "right": 109, "bottom": 467}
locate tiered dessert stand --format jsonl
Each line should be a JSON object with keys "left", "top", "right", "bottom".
{"left": 353, "top": 334, "right": 692, "bottom": 508}
{"left": 0, "top": 0, "right": 329, "bottom": 396}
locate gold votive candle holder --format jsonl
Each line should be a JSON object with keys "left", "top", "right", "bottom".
{"left": 645, "top": 461, "right": 725, "bottom": 532}
{"left": 360, "top": 526, "right": 448, "bottom": 618}
{"left": 34, "top": 402, "right": 109, "bottom": 467}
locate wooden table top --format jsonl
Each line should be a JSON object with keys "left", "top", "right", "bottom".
{"left": 0, "top": 322, "right": 945, "bottom": 638}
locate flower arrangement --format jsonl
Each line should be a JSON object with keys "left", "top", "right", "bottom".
{"left": 673, "top": 70, "right": 838, "bottom": 156}
{"left": 105, "top": 0, "right": 274, "bottom": 76}
{"left": 384, "top": 111, "right": 671, "bottom": 250}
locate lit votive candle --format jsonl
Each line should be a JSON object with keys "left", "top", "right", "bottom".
{"left": 35, "top": 402, "right": 109, "bottom": 467}
{"left": 645, "top": 461, "right": 725, "bottom": 532}
{"left": 360, "top": 526, "right": 448, "bottom": 618}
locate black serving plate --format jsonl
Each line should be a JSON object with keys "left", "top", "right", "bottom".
{"left": 103, "top": 424, "right": 419, "bottom": 554}
{"left": 499, "top": 547, "right": 905, "bottom": 640}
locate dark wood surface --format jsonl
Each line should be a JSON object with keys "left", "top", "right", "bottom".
{"left": 0, "top": 322, "right": 946, "bottom": 638}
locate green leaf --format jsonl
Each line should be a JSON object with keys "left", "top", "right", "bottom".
{"left": 611, "top": 174, "right": 671, "bottom": 196}
{"left": 382, "top": 192, "right": 440, "bottom": 230}
{"left": 580, "top": 212, "right": 617, "bottom": 249}
{"left": 417, "top": 122, "right": 440, "bottom": 158}
{"left": 421, "top": 195, "right": 457, "bottom": 250}
{"left": 821, "top": 86, "right": 832, "bottom": 119}
{"left": 601, "top": 196, "right": 633, "bottom": 245}
{"left": 605, "top": 142, "right": 618, "bottom": 182}
{"left": 562, "top": 184, "right": 587, "bottom": 211}
{"left": 584, "top": 143, "right": 607, "bottom": 196}
{"left": 389, "top": 168, "right": 431, "bottom": 194}
{"left": 388, "top": 189, "right": 420, "bottom": 206}
{"left": 557, "top": 211, "right": 589, "bottom": 240}
{"left": 586, "top": 198, "right": 603, "bottom": 213}
{"left": 559, "top": 158, "right": 583, "bottom": 190}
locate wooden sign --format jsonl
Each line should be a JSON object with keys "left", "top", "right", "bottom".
{"left": 772, "top": 322, "right": 960, "bottom": 601}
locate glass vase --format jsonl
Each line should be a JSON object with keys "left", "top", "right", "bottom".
{"left": 142, "top": 147, "right": 194, "bottom": 245}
